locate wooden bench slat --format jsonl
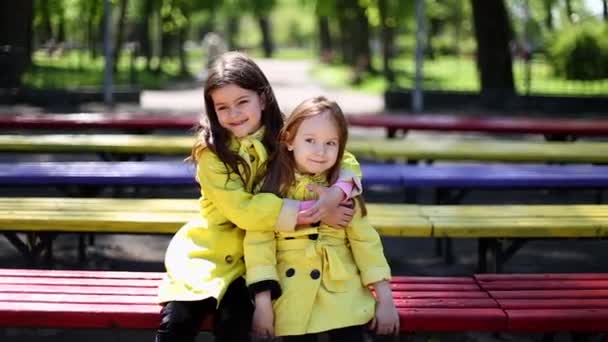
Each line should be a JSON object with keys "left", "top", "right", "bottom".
{"left": 0, "top": 197, "right": 199, "bottom": 212}
{"left": 0, "top": 293, "right": 156, "bottom": 304}
{"left": 489, "top": 290, "right": 608, "bottom": 299}
{"left": 0, "top": 302, "right": 165, "bottom": 329}
{"left": 346, "top": 114, "right": 608, "bottom": 136}
{"left": 0, "top": 276, "right": 160, "bottom": 287}
{"left": 506, "top": 309, "right": 608, "bottom": 332}
{"left": 432, "top": 218, "right": 608, "bottom": 238}
{"left": 395, "top": 298, "right": 498, "bottom": 308}
{"left": 399, "top": 308, "right": 507, "bottom": 331}
{"left": 3, "top": 134, "right": 608, "bottom": 163}
{"left": 0, "top": 284, "right": 159, "bottom": 296}
{"left": 0, "top": 268, "right": 164, "bottom": 279}
{"left": 6, "top": 161, "right": 608, "bottom": 189}
{"left": 498, "top": 299, "right": 608, "bottom": 309}
{"left": 391, "top": 283, "right": 480, "bottom": 291}
{"left": 391, "top": 276, "right": 475, "bottom": 284}
{"left": 5, "top": 113, "right": 608, "bottom": 137}
{"left": 475, "top": 273, "right": 608, "bottom": 281}
{"left": 422, "top": 205, "right": 608, "bottom": 217}
{"left": 478, "top": 280, "right": 608, "bottom": 291}
{"left": 392, "top": 291, "right": 490, "bottom": 299}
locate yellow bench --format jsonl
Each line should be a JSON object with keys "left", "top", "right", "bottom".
{"left": 2, "top": 198, "right": 607, "bottom": 272}
{"left": 2, "top": 134, "right": 608, "bottom": 163}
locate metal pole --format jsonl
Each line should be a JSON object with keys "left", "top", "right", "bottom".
{"left": 412, "top": 0, "right": 425, "bottom": 113}
{"left": 103, "top": 0, "right": 113, "bottom": 106}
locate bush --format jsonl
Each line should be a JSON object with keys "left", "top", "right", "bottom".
{"left": 548, "top": 23, "right": 608, "bottom": 80}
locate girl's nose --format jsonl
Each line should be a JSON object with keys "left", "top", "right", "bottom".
{"left": 314, "top": 144, "right": 326, "bottom": 155}
{"left": 227, "top": 106, "right": 240, "bottom": 117}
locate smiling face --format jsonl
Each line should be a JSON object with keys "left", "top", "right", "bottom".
{"left": 210, "top": 84, "right": 264, "bottom": 138}
{"left": 287, "top": 112, "right": 340, "bottom": 175}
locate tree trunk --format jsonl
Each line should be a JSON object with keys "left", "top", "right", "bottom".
{"left": 178, "top": 20, "right": 190, "bottom": 76}
{"left": 470, "top": 0, "right": 515, "bottom": 108}
{"left": 257, "top": 16, "right": 274, "bottom": 58}
{"left": 317, "top": 16, "right": 332, "bottom": 61}
{"left": 226, "top": 17, "right": 239, "bottom": 50}
{"left": 57, "top": 11, "right": 66, "bottom": 43}
{"left": 112, "top": 0, "right": 129, "bottom": 72}
{"left": 0, "top": 0, "right": 33, "bottom": 89}
{"left": 40, "top": 0, "right": 54, "bottom": 44}
{"left": 603, "top": 0, "right": 607, "bottom": 22}
{"left": 335, "top": 0, "right": 352, "bottom": 65}
{"left": 86, "top": 1, "right": 100, "bottom": 59}
{"left": 353, "top": 2, "right": 373, "bottom": 74}
{"left": 565, "top": 0, "right": 573, "bottom": 23}
{"left": 378, "top": 0, "right": 395, "bottom": 83}
{"left": 542, "top": 0, "right": 554, "bottom": 30}
{"left": 141, "top": 0, "right": 154, "bottom": 71}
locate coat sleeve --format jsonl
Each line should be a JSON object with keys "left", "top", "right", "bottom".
{"left": 346, "top": 212, "right": 392, "bottom": 286}
{"left": 196, "top": 149, "right": 298, "bottom": 232}
{"left": 244, "top": 230, "right": 281, "bottom": 298}
{"left": 338, "top": 151, "right": 363, "bottom": 197}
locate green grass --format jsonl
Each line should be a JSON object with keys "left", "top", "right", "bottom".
{"left": 312, "top": 55, "right": 608, "bottom": 96}
{"left": 23, "top": 49, "right": 206, "bottom": 90}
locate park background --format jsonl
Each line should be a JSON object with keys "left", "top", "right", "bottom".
{"left": 1, "top": 1, "right": 608, "bottom": 341}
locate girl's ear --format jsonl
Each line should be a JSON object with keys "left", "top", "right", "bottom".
{"left": 286, "top": 144, "right": 294, "bottom": 151}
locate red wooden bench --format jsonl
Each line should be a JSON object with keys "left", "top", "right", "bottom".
{"left": 475, "top": 273, "right": 608, "bottom": 332}
{"left": 346, "top": 113, "right": 608, "bottom": 139}
{"left": 4, "top": 113, "right": 608, "bottom": 141}
{"left": 0, "top": 269, "right": 503, "bottom": 332}
{"left": 1, "top": 269, "right": 606, "bottom": 335}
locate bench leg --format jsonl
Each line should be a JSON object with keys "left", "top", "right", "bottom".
{"left": 477, "top": 238, "right": 488, "bottom": 273}
{"left": 79, "top": 234, "right": 87, "bottom": 263}
{"left": 434, "top": 238, "right": 443, "bottom": 257}
{"left": 478, "top": 238, "right": 501, "bottom": 273}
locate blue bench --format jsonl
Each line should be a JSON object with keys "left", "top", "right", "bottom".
{"left": 3, "top": 161, "right": 608, "bottom": 191}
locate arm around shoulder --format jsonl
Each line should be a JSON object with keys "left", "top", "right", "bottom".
{"left": 196, "top": 150, "right": 299, "bottom": 232}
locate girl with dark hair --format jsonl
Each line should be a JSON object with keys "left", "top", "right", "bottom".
{"left": 245, "top": 96, "right": 399, "bottom": 342}
{"left": 155, "top": 53, "right": 362, "bottom": 342}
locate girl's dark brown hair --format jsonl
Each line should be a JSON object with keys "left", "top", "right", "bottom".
{"left": 261, "top": 96, "right": 367, "bottom": 216}
{"left": 191, "top": 51, "right": 284, "bottom": 185}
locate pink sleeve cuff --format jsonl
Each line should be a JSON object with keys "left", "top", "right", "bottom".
{"left": 299, "top": 200, "right": 315, "bottom": 211}
{"left": 333, "top": 180, "right": 354, "bottom": 200}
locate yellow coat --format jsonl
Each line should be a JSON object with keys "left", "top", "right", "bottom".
{"left": 157, "top": 128, "right": 362, "bottom": 306}
{"left": 244, "top": 173, "right": 391, "bottom": 336}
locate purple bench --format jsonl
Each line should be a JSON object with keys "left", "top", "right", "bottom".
{"left": 3, "top": 161, "right": 608, "bottom": 191}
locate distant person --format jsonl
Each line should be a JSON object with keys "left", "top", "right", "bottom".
{"left": 246, "top": 96, "right": 399, "bottom": 341}
{"left": 198, "top": 32, "right": 227, "bottom": 81}
{"left": 155, "top": 52, "right": 362, "bottom": 342}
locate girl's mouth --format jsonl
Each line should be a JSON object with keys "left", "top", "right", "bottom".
{"left": 230, "top": 119, "right": 247, "bottom": 127}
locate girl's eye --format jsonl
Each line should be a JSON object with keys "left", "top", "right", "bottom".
{"left": 327, "top": 141, "right": 337, "bottom": 146}
{"left": 238, "top": 100, "right": 248, "bottom": 106}
{"left": 305, "top": 138, "right": 314, "bottom": 144}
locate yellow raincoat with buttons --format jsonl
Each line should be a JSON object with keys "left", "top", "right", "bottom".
{"left": 244, "top": 172, "right": 392, "bottom": 336}
{"left": 157, "top": 128, "right": 362, "bottom": 306}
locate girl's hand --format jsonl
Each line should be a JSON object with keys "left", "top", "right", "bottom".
{"left": 321, "top": 200, "right": 354, "bottom": 228}
{"left": 251, "top": 291, "right": 274, "bottom": 338}
{"left": 369, "top": 281, "right": 400, "bottom": 336}
{"left": 368, "top": 297, "right": 400, "bottom": 336}
{"left": 305, "top": 184, "right": 354, "bottom": 228}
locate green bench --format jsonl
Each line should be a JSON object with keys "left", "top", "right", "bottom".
{"left": 2, "top": 134, "right": 608, "bottom": 163}
{"left": 1, "top": 198, "right": 607, "bottom": 272}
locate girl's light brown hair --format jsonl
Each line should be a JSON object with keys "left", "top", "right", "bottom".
{"left": 261, "top": 96, "right": 367, "bottom": 216}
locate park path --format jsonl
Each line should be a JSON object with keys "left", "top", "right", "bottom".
{"left": 140, "top": 58, "right": 384, "bottom": 115}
